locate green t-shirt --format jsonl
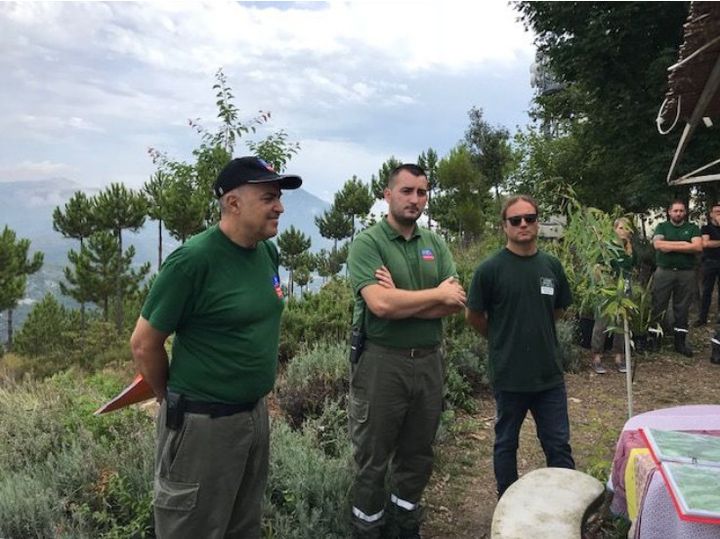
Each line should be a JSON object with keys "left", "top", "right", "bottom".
{"left": 141, "top": 225, "right": 284, "bottom": 404}
{"left": 652, "top": 220, "right": 701, "bottom": 270}
{"left": 467, "top": 248, "right": 572, "bottom": 392}
{"left": 347, "top": 218, "right": 457, "bottom": 348}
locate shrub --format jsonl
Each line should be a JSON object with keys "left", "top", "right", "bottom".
{"left": 264, "top": 413, "right": 354, "bottom": 539}
{"left": 443, "top": 328, "right": 487, "bottom": 412}
{"left": 280, "top": 277, "right": 353, "bottom": 360}
{"left": 275, "top": 342, "right": 349, "bottom": 427}
{"left": 557, "top": 318, "right": 583, "bottom": 373}
{"left": 0, "top": 372, "right": 155, "bottom": 538}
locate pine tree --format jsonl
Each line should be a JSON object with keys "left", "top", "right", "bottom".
{"left": 0, "top": 226, "right": 44, "bottom": 349}
{"left": 52, "top": 190, "right": 96, "bottom": 330}
{"left": 315, "top": 205, "right": 353, "bottom": 252}
{"left": 91, "top": 185, "right": 147, "bottom": 331}
{"left": 161, "top": 165, "right": 208, "bottom": 243}
{"left": 417, "top": 148, "right": 439, "bottom": 228}
{"left": 61, "top": 231, "right": 150, "bottom": 323}
{"left": 143, "top": 170, "right": 168, "bottom": 270}
{"left": 370, "top": 156, "right": 403, "bottom": 200}
{"left": 277, "top": 226, "right": 311, "bottom": 297}
{"left": 334, "top": 176, "right": 374, "bottom": 241}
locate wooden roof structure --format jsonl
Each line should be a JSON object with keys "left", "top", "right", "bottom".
{"left": 658, "top": 2, "right": 720, "bottom": 185}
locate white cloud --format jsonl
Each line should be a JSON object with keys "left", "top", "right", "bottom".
{"left": 0, "top": 1, "right": 536, "bottom": 194}
{"left": 0, "top": 160, "right": 77, "bottom": 181}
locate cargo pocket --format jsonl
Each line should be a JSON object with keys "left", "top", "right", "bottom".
{"left": 154, "top": 477, "right": 199, "bottom": 511}
{"left": 349, "top": 395, "right": 369, "bottom": 424}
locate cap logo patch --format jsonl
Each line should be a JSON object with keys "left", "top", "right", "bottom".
{"left": 258, "top": 158, "right": 275, "bottom": 172}
{"left": 421, "top": 248, "right": 435, "bottom": 261}
{"left": 272, "top": 275, "right": 284, "bottom": 298}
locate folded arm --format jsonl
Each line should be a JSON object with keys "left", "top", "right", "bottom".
{"left": 653, "top": 235, "right": 702, "bottom": 253}
{"left": 363, "top": 265, "right": 466, "bottom": 320}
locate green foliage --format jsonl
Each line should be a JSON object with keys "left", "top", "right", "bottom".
{"left": 315, "top": 245, "right": 348, "bottom": 281}
{"left": 0, "top": 371, "right": 155, "bottom": 538}
{"left": 61, "top": 231, "right": 150, "bottom": 323}
{"left": 247, "top": 129, "right": 301, "bottom": 173}
{"left": 556, "top": 318, "right": 583, "bottom": 373}
{"left": 277, "top": 225, "right": 312, "bottom": 297}
{"left": 280, "top": 277, "right": 353, "bottom": 360}
{"left": 464, "top": 107, "right": 513, "bottom": 198}
{"left": 432, "top": 145, "right": 493, "bottom": 244}
{"left": 264, "top": 415, "right": 353, "bottom": 539}
{"left": 12, "top": 294, "right": 77, "bottom": 360}
{"left": 276, "top": 342, "right": 349, "bottom": 427}
{"left": 333, "top": 176, "right": 374, "bottom": 240}
{"left": 315, "top": 205, "right": 353, "bottom": 252}
{"left": 443, "top": 328, "right": 487, "bottom": 413}
{"left": 0, "top": 226, "right": 44, "bottom": 348}
{"left": 514, "top": 3, "right": 716, "bottom": 211}
{"left": 370, "top": 156, "right": 403, "bottom": 199}
{"left": 52, "top": 191, "right": 96, "bottom": 244}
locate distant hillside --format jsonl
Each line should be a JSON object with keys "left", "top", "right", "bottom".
{"left": 0, "top": 178, "right": 331, "bottom": 338}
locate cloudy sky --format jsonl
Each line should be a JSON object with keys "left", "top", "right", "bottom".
{"left": 0, "top": 1, "right": 537, "bottom": 202}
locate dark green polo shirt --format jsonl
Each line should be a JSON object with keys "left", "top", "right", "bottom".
{"left": 347, "top": 218, "right": 457, "bottom": 348}
{"left": 467, "top": 248, "right": 572, "bottom": 392}
{"left": 652, "top": 221, "right": 701, "bottom": 270}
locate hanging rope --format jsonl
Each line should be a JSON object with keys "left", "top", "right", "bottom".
{"left": 656, "top": 95, "right": 681, "bottom": 135}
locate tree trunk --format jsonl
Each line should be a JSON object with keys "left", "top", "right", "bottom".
{"left": 115, "top": 229, "right": 123, "bottom": 332}
{"left": 6, "top": 309, "right": 13, "bottom": 351}
{"left": 158, "top": 219, "right": 163, "bottom": 270}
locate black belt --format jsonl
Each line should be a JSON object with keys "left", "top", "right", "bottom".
{"left": 365, "top": 342, "right": 439, "bottom": 359}
{"left": 184, "top": 399, "right": 258, "bottom": 418}
{"left": 660, "top": 267, "right": 692, "bottom": 271}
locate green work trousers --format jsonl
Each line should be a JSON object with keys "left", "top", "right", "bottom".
{"left": 349, "top": 342, "right": 444, "bottom": 536}
{"left": 652, "top": 267, "right": 696, "bottom": 332}
{"left": 153, "top": 398, "right": 269, "bottom": 539}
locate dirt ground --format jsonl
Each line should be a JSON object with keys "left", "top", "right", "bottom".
{"left": 422, "top": 327, "right": 720, "bottom": 538}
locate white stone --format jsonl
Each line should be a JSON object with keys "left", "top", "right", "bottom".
{"left": 491, "top": 467, "right": 605, "bottom": 539}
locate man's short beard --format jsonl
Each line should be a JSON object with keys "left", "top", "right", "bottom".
{"left": 390, "top": 209, "right": 420, "bottom": 227}
{"left": 670, "top": 216, "right": 685, "bottom": 224}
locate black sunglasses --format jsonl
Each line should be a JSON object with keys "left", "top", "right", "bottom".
{"left": 506, "top": 213, "right": 538, "bottom": 226}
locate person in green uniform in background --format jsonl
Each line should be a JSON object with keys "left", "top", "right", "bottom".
{"left": 590, "top": 217, "right": 637, "bottom": 374}
{"left": 130, "top": 156, "right": 302, "bottom": 539}
{"left": 465, "top": 194, "right": 575, "bottom": 498}
{"left": 347, "top": 164, "right": 466, "bottom": 539}
{"left": 651, "top": 199, "right": 702, "bottom": 357}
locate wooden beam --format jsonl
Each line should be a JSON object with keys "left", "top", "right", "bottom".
{"left": 669, "top": 172, "right": 720, "bottom": 186}
{"left": 667, "top": 52, "right": 720, "bottom": 184}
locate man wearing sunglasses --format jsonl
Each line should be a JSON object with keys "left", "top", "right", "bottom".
{"left": 465, "top": 195, "right": 575, "bottom": 498}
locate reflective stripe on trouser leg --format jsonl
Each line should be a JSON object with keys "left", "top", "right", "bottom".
{"left": 673, "top": 327, "right": 688, "bottom": 333}
{"left": 352, "top": 506, "right": 384, "bottom": 523}
{"left": 391, "top": 494, "right": 418, "bottom": 511}
{"left": 712, "top": 338, "right": 720, "bottom": 345}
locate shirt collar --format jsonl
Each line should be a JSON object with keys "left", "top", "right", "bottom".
{"left": 380, "top": 217, "right": 420, "bottom": 241}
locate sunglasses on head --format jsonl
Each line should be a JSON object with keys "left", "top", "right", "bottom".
{"left": 506, "top": 213, "right": 538, "bottom": 226}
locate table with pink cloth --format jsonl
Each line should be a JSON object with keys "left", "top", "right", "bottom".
{"left": 609, "top": 405, "right": 720, "bottom": 539}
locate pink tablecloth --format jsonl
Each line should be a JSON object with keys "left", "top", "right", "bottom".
{"left": 609, "top": 405, "right": 720, "bottom": 539}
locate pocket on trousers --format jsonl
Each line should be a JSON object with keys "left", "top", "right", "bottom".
{"left": 154, "top": 477, "right": 199, "bottom": 511}
{"left": 349, "top": 395, "right": 369, "bottom": 424}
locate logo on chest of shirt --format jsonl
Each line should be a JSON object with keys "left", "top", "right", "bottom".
{"left": 540, "top": 277, "right": 555, "bottom": 296}
{"left": 421, "top": 248, "right": 435, "bottom": 261}
{"left": 272, "top": 275, "right": 284, "bottom": 299}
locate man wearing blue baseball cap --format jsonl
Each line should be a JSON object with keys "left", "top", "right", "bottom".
{"left": 131, "top": 156, "right": 301, "bottom": 538}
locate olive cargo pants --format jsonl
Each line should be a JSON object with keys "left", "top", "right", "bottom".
{"left": 349, "top": 342, "right": 444, "bottom": 536}
{"left": 153, "top": 398, "right": 269, "bottom": 539}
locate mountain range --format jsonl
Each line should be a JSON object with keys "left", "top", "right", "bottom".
{"left": 0, "top": 178, "right": 331, "bottom": 338}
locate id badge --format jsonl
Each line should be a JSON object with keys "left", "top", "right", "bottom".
{"left": 540, "top": 277, "right": 555, "bottom": 296}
